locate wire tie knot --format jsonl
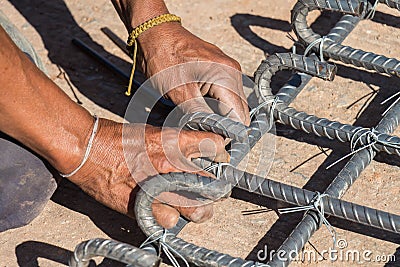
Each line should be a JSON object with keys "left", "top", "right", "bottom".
{"left": 278, "top": 192, "right": 337, "bottom": 250}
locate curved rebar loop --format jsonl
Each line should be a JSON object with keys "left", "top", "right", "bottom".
{"left": 253, "top": 53, "right": 337, "bottom": 103}
{"left": 134, "top": 173, "right": 258, "bottom": 267}
{"left": 69, "top": 238, "right": 160, "bottom": 267}
{"left": 134, "top": 110, "right": 400, "bottom": 267}
{"left": 134, "top": 171, "right": 400, "bottom": 267}
{"left": 277, "top": 14, "right": 360, "bottom": 104}
{"left": 255, "top": 53, "right": 400, "bottom": 157}
{"left": 291, "top": 0, "right": 400, "bottom": 77}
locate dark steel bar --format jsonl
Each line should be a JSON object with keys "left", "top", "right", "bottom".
{"left": 268, "top": 100, "right": 400, "bottom": 267}
{"left": 291, "top": 0, "right": 400, "bottom": 77}
{"left": 134, "top": 168, "right": 400, "bottom": 266}
{"left": 72, "top": 38, "right": 131, "bottom": 82}
{"left": 72, "top": 37, "right": 174, "bottom": 107}
{"left": 101, "top": 27, "right": 131, "bottom": 57}
{"left": 267, "top": 7, "right": 400, "bottom": 266}
{"left": 69, "top": 238, "right": 160, "bottom": 267}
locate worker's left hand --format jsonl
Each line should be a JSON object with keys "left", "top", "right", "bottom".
{"left": 63, "top": 118, "right": 229, "bottom": 229}
{"left": 136, "top": 22, "right": 250, "bottom": 126}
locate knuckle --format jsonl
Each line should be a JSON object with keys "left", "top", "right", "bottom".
{"left": 220, "top": 57, "right": 241, "bottom": 71}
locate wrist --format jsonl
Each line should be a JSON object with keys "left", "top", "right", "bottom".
{"left": 136, "top": 20, "right": 183, "bottom": 45}
{"left": 60, "top": 118, "right": 126, "bottom": 183}
{"left": 137, "top": 22, "right": 186, "bottom": 61}
{"left": 49, "top": 113, "right": 95, "bottom": 175}
{"left": 113, "top": 0, "right": 170, "bottom": 32}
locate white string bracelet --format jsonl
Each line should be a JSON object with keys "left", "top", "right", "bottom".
{"left": 60, "top": 115, "right": 99, "bottom": 178}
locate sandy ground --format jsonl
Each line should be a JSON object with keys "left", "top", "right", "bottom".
{"left": 0, "top": 0, "right": 400, "bottom": 266}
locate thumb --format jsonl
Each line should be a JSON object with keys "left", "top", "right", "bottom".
{"left": 179, "top": 130, "right": 230, "bottom": 163}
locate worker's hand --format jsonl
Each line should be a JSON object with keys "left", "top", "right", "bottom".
{"left": 137, "top": 23, "right": 250, "bottom": 126}
{"left": 65, "top": 118, "right": 229, "bottom": 229}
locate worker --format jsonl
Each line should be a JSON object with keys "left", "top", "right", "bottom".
{"left": 0, "top": 0, "right": 249, "bottom": 232}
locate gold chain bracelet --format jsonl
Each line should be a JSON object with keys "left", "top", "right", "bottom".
{"left": 125, "top": 14, "right": 181, "bottom": 96}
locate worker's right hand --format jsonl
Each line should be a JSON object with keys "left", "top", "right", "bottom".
{"left": 62, "top": 118, "right": 229, "bottom": 229}
{"left": 136, "top": 22, "right": 250, "bottom": 126}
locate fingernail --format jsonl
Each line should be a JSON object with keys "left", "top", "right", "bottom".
{"left": 187, "top": 206, "right": 213, "bottom": 223}
{"left": 161, "top": 213, "right": 179, "bottom": 229}
{"left": 214, "top": 150, "right": 230, "bottom": 163}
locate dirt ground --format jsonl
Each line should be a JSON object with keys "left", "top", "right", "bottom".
{"left": 0, "top": 0, "right": 400, "bottom": 266}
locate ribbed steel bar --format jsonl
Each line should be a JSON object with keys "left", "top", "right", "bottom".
{"left": 181, "top": 112, "right": 250, "bottom": 142}
{"left": 69, "top": 238, "right": 160, "bottom": 267}
{"left": 291, "top": 0, "right": 400, "bottom": 77}
{"left": 274, "top": 105, "right": 400, "bottom": 155}
{"left": 191, "top": 112, "right": 271, "bottom": 169}
{"left": 134, "top": 168, "right": 400, "bottom": 266}
{"left": 177, "top": 112, "right": 400, "bottom": 233}
{"left": 264, "top": 2, "right": 400, "bottom": 265}
{"left": 277, "top": 14, "right": 360, "bottom": 104}
{"left": 255, "top": 54, "right": 400, "bottom": 157}
{"left": 223, "top": 166, "right": 400, "bottom": 233}
{"left": 380, "top": 0, "right": 400, "bottom": 11}
{"left": 255, "top": 53, "right": 337, "bottom": 102}
{"left": 267, "top": 98, "right": 400, "bottom": 267}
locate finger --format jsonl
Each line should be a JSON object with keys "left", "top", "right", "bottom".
{"left": 209, "top": 83, "right": 250, "bottom": 126}
{"left": 179, "top": 130, "right": 230, "bottom": 163}
{"left": 168, "top": 83, "right": 214, "bottom": 114}
{"left": 195, "top": 61, "right": 250, "bottom": 126}
{"left": 152, "top": 193, "right": 214, "bottom": 228}
{"left": 177, "top": 203, "right": 213, "bottom": 223}
{"left": 152, "top": 200, "right": 180, "bottom": 229}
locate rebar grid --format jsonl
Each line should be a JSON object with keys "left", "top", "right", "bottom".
{"left": 71, "top": 2, "right": 400, "bottom": 266}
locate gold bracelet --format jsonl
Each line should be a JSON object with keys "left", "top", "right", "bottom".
{"left": 125, "top": 14, "right": 181, "bottom": 96}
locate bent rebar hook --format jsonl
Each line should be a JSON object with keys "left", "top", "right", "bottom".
{"left": 69, "top": 238, "right": 160, "bottom": 267}
{"left": 291, "top": 0, "right": 400, "bottom": 77}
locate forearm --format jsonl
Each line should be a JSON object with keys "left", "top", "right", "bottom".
{"left": 0, "top": 26, "right": 93, "bottom": 173}
{"left": 111, "top": 0, "right": 170, "bottom": 32}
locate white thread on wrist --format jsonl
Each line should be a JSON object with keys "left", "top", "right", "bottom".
{"left": 60, "top": 115, "right": 99, "bottom": 178}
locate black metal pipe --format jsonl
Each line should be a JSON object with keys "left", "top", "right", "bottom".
{"left": 101, "top": 27, "right": 130, "bottom": 57}
{"left": 72, "top": 37, "right": 175, "bottom": 107}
